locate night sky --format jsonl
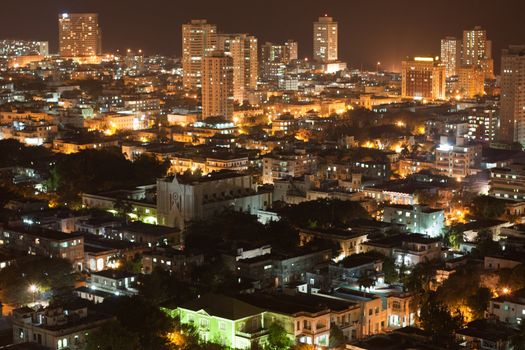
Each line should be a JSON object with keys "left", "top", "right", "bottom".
{"left": 1, "top": 0, "right": 524, "bottom": 71}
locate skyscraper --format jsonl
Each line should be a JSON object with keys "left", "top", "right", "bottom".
{"left": 401, "top": 57, "right": 446, "bottom": 101}
{"left": 202, "top": 51, "right": 234, "bottom": 119}
{"left": 229, "top": 34, "right": 258, "bottom": 103}
{"left": 500, "top": 45, "right": 525, "bottom": 144}
{"left": 440, "top": 37, "right": 461, "bottom": 77}
{"left": 313, "top": 16, "right": 338, "bottom": 63}
{"left": 462, "top": 26, "right": 493, "bottom": 79}
{"left": 58, "top": 13, "right": 101, "bottom": 57}
{"left": 260, "top": 41, "right": 296, "bottom": 81}
{"left": 462, "top": 26, "right": 489, "bottom": 66}
{"left": 182, "top": 20, "right": 217, "bottom": 90}
{"left": 285, "top": 40, "right": 298, "bottom": 61}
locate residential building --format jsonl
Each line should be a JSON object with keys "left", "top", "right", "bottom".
{"left": 313, "top": 16, "right": 338, "bottom": 63}
{"left": 164, "top": 294, "right": 268, "bottom": 349}
{"left": 401, "top": 57, "right": 446, "bottom": 100}
{"left": 202, "top": 51, "right": 234, "bottom": 119}
{"left": 440, "top": 37, "right": 461, "bottom": 77}
{"left": 236, "top": 247, "right": 332, "bottom": 289}
{"left": 0, "top": 225, "right": 84, "bottom": 270}
{"left": 0, "top": 40, "right": 49, "bottom": 56}
{"left": 260, "top": 41, "right": 297, "bottom": 81}
{"left": 487, "top": 288, "right": 525, "bottom": 327}
{"left": 12, "top": 302, "right": 113, "bottom": 349}
{"left": 240, "top": 293, "right": 361, "bottom": 346}
{"left": 462, "top": 26, "right": 493, "bottom": 78}
{"left": 262, "top": 150, "right": 317, "bottom": 184}
{"left": 142, "top": 247, "right": 204, "bottom": 278}
{"left": 490, "top": 163, "right": 525, "bottom": 201}
{"left": 382, "top": 204, "right": 445, "bottom": 237}
{"left": 499, "top": 45, "right": 525, "bottom": 144}
{"left": 182, "top": 19, "right": 217, "bottom": 90}
{"left": 457, "top": 65, "right": 485, "bottom": 98}
{"left": 466, "top": 107, "right": 498, "bottom": 142}
{"left": 285, "top": 40, "right": 298, "bottom": 61}
{"left": 299, "top": 227, "right": 369, "bottom": 259}
{"left": 230, "top": 34, "right": 258, "bottom": 103}
{"left": 435, "top": 136, "right": 482, "bottom": 180}
{"left": 106, "top": 222, "right": 181, "bottom": 246}
{"left": 58, "top": 13, "right": 101, "bottom": 57}
{"left": 361, "top": 234, "right": 442, "bottom": 267}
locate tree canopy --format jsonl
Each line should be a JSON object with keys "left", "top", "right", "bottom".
{"left": 49, "top": 149, "right": 169, "bottom": 205}
{"left": 470, "top": 196, "right": 505, "bottom": 220}
{"left": 278, "top": 199, "right": 370, "bottom": 229}
{"left": 0, "top": 256, "right": 77, "bottom": 306}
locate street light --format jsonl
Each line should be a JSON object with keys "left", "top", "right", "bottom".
{"left": 28, "top": 284, "right": 38, "bottom": 303}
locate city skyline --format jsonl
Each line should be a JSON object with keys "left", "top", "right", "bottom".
{"left": 0, "top": 0, "right": 524, "bottom": 71}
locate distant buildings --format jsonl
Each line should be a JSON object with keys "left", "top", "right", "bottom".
{"left": 182, "top": 19, "right": 217, "bottom": 90}
{"left": 313, "top": 16, "right": 338, "bottom": 63}
{"left": 58, "top": 13, "right": 102, "bottom": 57}
{"left": 500, "top": 45, "right": 525, "bottom": 144}
{"left": 202, "top": 51, "right": 234, "bottom": 119}
{"left": 0, "top": 39, "right": 49, "bottom": 56}
{"left": 401, "top": 57, "right": 446, "bottom": 100}
{"left": 260, "top": 41, "right": 298, "bottom": 81}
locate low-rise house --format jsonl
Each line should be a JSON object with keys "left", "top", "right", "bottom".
{"left": 239, "top": 292, "right": 362, "bottom": 346}
{"left": 0, "top": 225, "right": 84, "bottom": 270}
{"left": 456, "top": 320, "right": 518, "bottom": 350}
{"left": 484, "top": 254, "right": 522, "bottom": 270}
{"left": 382, "top": 204, "right": 445, "bottom": 237}
{"left": 236, "top": 247, "right": 332, "bottom": 289}
{"left": 12, "top": 301, "right": 113, "bottom": 349}
{"left": 142, "top": 247, "right": 204, "bottom": 279}
{"left": 106, "top": 222, "right": 181, "bottom": 246}
{"left": 361, "top": 234, "right": 442, "bottom": 267}
{"left": 299, "top": 227, "right": 368, "bottom": 259}
{"left": 487, "top": 288, "right": 525, "bottom": 326}
{"left": 163, "top": 294, "right": 268, "bottom": 349}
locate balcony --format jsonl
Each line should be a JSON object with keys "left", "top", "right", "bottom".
{"left": 235, "top": 328, "right": 269, "bottom": 340}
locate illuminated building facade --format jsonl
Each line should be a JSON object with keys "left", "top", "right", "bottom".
{"left": 260, "top": 41, "right": 296, "bottom": 81}
{"left": 59, "top": 13, "right": 101, "bottom": 57}
{"left": 490, "top": 163, "right": 525, "bottom": 201}
{"left": 500, "top": 45, "right": 525, "bottom": 144}
{"left": 401, "top": 57, "right": 446, "bottom": 100}
{"left": 182, "top": 19, "right": 217, "bottom": 90}
{"left": 0, "top": 40, "right": 49, "bottom": 56}
{"left": 457, "top": 65, "right": 485, "bottom": 98}
{"left": 230, "top": 34, "right": 258, "bottom": 103}
{"left": 313, "top": 16, "right": 338, "bottom": 63}
{"left": 440, "top": 36, "right": 461, "bottom": 77}
{"left": 462, "top": 26, "right": 493, "bottom": 79}
{"left": 202, "top": 51, "right": 234, "bottom": 119}
{"left": 435, "top": 137, "right": 482, "bottom": 179}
